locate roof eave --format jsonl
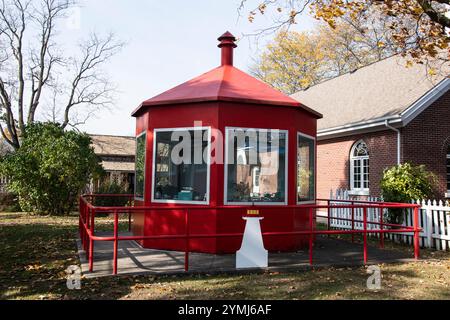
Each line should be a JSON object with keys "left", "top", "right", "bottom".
{"left": 131, "top": 102, "right": 145, "bottom": 117}
{"left": 97, "top": 153, "right": 135, "bottom": 157}
{"left": 400, "top": 77, "right": 450, "bottom": 126}
{"left": 132, "top": 96, "right": 323, "bottom": 118}
{"left": 317, "top": 116, "right": 403, "bottom": 140}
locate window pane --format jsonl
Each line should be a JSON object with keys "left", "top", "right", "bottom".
{"left": 297, "top": 134, "right": 315, "bottom": 202}
{"left": 363, "top": 158, "right": 370, "bottom": 189}
{"left": 135, "top": 133, "right": 146, "bottom": 199}
{"left": 353, "top": 141, "right": 369, "bottom": 157}
{"left": 353, "top": 159, "right": 361, "bottom": 189}
{"left": 226, "top": 129, "right": 286, "bottom": 203}
{"left": 154, "top": 129, "right": 208, "bottom": 202}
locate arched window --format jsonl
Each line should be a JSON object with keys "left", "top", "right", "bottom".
{"left": 350, "top": 140, "right": 369, "bottom": 193}
{"left": 447, "top": 146, "right": 450, "bottom": 193}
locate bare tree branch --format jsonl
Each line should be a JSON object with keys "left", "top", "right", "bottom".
{"left": 27, "top": 0, "right": 69, "bottom": 124}
{"left": 0, "top": 0, "right": 124, "bottom": 149}
{"left": 62, "top": 32, "right": 123, "bottom": 129}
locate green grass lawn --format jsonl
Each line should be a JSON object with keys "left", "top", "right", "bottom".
{"left": 0, "top": 212, "right": 449, "bottom": 300}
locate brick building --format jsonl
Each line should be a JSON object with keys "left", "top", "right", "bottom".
{"left": 292, "top": 55, "right": 450, "bottom": 199}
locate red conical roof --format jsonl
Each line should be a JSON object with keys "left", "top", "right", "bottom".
{"left": 132, "top": 33, "right": 321, "bottom": 118}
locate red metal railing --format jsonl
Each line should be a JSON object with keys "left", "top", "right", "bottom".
{"left": 79, "top": 195, "right": 421, "bottom": 275}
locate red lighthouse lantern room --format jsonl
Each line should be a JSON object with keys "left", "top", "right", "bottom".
{"left": 131, "top": 32, "right": 322, "bottom": 254}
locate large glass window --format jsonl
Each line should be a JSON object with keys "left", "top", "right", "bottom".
{"left": 297, "top": 133, "right": 315, "bottom": 203}
{"left": 350, "top": 140, "right": 369, "bottom": 193}
{"left": 225, "top": 128, "right": 287, "bottom": 205}
{"left": 152, "top": 128, "right": 210, "bottom": 204}
{"left": 135, "top": 132, "right": 146, "bottom": 200}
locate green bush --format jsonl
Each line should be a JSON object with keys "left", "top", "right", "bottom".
{"left": 94, "top": 181, "right": 131, "bottom": 207}
{"left": 380, "top": 163, "right": 436, "bottom": 224}
{"left": 0, "top": 123, "right": 103, "bottom": 215}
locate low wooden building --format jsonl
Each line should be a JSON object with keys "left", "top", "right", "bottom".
{"left": 89, "top": 134, "right": 136, "bottom": 193}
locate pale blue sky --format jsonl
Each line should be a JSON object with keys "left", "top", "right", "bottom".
{"left": 65, "top": 0, "right": 315, "bottom": 136}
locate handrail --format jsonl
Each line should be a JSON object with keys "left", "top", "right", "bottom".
{"left": 81, "top": 194, "right": 419, "bottom": 211}
{"left": 79, "top": 194, "right": 421, "bottom": 275}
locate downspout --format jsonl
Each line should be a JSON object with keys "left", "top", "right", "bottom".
{"left": 385, "top": 120, "right": 401, "bottom": 165}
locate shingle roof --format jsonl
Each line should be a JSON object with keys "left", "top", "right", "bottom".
{"left": 101, "top": 161, "right": 135, "bottom": 172}
{"left": 132, "top": 65, "right": 322, "bottom": 118}
{"left": 291, "top": 55, "right": 449, "bottom": 131}
{"left": 90, "top": 135, "right": 135, "bottom": 156}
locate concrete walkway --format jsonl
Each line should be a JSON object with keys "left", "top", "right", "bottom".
{"left": 77, "top": 233, "right": 415, "bottom": 278}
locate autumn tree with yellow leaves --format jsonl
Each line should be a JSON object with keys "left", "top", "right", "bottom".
{"left": 250, "top": 15, "right": 401, "bottom": 94}
{"left": 241, "top": 0, "right": 449, "bottom": 63}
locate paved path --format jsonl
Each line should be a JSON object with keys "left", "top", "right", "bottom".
{"left": 77, "top": 233, "right": 414, "bottom": 278}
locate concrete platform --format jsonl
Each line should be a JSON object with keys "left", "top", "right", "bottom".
{"left": 77, "top": 233, "right": 415, "bottom": 278}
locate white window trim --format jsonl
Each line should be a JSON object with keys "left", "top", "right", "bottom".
{"left": 350, "top": 140, "right": 370, "bottom": 194}
{"left": 134, "top": 131, "right": 147, "bottom": 201}
{"left": 151, "top": 126, "right": 211, "bottom": 205}
{"left": 224, "top": 126, "right": 288, "bottom": 206}
{"left": 297, "top": 132, "right": 316, "bottom": 205}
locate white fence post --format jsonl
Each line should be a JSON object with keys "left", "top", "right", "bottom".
{"left": 438, "top": 200, "right": 447, "bottom": 251}
{"left": 423, "top": 200, "right": 433, "bottom": 249}
{"left": 431, "top": 200, "right": 441, "bottom": 250}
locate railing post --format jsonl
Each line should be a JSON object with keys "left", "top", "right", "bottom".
{"left": 379, "top": 206, "right": 384, "bottom": 249}
{"left": 413, "top": 206, "right": 420, "bottom": 260}
{"left": 89, "top": 208, "right": 95, "bottom": 272}
{"left": 351, "top": 201, "right": 355, "bottom": 243}
{"left": 184, "top": 209, "right": 190, "bottom": 272}
{"left": 327, "top": 200, "right": 331, "bottom": 237}
{"left": 128, "top": 211, "right": 132, "bottom": 232}
{"left": 128, "top": 195, "right": 133, "bottom": 233}
{"left": 84, "top": 204, "right": 89, "bottom": 252}
{"left": 113, "top": 210, "right": 119, "bottom": 275}
{"left": 309, "top": 207, "right": 314, "bottom": 266}
{"left": 85, "top": 206, "right": 90, "bottom": 254}
{"left": 363, "top": 207, "right": 368, "bottom": 264}
{"left": 82, "top": 201, "right": 86, "bottom": 248}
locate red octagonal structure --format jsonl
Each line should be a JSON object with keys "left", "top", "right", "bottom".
{"left": 131, "top": 32, "right": 322, "bottom": 254}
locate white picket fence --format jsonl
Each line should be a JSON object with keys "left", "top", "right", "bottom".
{"left": 415, "top": 199, "right": 450, "bottom": 250}
{"left": 0, "top": 176, "right": 10, "bottom": 193}
{"left": 320, "top": 189, "right": 450, "bottom": 251}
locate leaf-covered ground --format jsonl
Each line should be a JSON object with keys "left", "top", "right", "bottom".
{"left": 0, "top": 212, "right": 449, "bottom": 300}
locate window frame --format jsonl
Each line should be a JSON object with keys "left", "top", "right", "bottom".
{"left": 349, "top": 140, "right": 370, "bottom": 195}
{"left": 296, "top": 132, "right": 316, "bottom": 205}
{"left": 151, "top": 126, "right": 211, "bottom": 205}
{"left": 134, "top": 131, "right": 147, "bottom": 201}
{"left": 224, "top": 126, "right": 289, "bottom": 206}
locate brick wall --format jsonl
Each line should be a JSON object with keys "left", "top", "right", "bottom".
{"left": 402, "top": 90, "right": 450, "bottom": 198}
{"left": 317, "top": 130, "right": 398, "bottom": 198}
{"left": 316, "top": 89, "right": 450, "bottom": 200}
